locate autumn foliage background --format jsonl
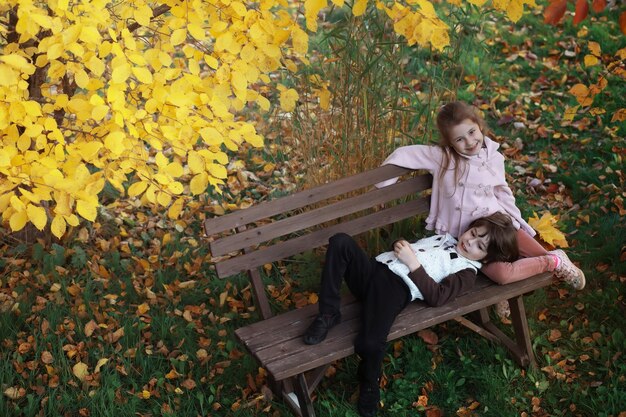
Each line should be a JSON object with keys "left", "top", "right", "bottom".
{"left": 1, "top": 0, "right": 625, "bottom": 416}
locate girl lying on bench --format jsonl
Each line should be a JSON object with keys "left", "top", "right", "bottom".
{"left": 303, "top": 212, "right": 519, "bottom": 417}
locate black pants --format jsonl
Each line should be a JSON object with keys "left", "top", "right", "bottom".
{"left": 318, "top": 233, "right": 411, "bottom": 385}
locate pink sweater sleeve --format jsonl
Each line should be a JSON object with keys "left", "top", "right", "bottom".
{"left": 493, "top": 185, "right": 536, "bottom": 236}
{"left": 376, "top": 145, "right": 441, "bottom": 188}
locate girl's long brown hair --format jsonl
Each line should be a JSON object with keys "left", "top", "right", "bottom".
{"left": 435, "top": 102, "right": 490, "bottom": 186}
{"left": 468, "top": 212, "right": 519, "bottom": 263}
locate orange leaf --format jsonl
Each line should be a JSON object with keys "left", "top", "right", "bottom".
{"left": 106, "top": 327, "right": 125, "bottom": 344}
{"left": 417, "top": 329, "right": 439, "bottom": 345}
{"left": 414, "top": 394, "right": 429, "bottom": 407}
{"left": 136, "top": 303, "right": 150, "bottom": 315}
{"left": 620, "top": 11, "right": 626, "bottom": 36}
{"left": 569, "top": 83, "right": 589, "bottom": 98}
{"left": 426, "top": 408, "right": 443, "bottom": 417}
{"left": 41, "top": 351, "right": 54, "bottom": 364}
{"left": 544, "top": 0, "right": 567, "bottom": 25}
{"left": 18, "top": 342, "right": 31, "bottom": 354}
{"left": 569, "top": 83, "right": 594, "bottom": 107}
{"left": 591, "top": 0, "right": 606, "bottom": 12}
{"left": 611, "top": 108, "right": 626, "bottom": 123}
{"left": 587, "top": 41, "right": 601, "bottom": 57}
{"left": 573, "top": 0, "right": 589, "bottom": 25}
{"left": 166, "top": 368, "right": 181, "bottom": 379}
{"left": 548, "top": 329, "right": 562, "bottom": 342}
{"left": 84, "top": 320, "right": 98, "bottom": 337}
{"left": 181, "top": 379, "right": 197, "bottom": 390}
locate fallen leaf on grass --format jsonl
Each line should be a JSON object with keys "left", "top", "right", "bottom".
{"left": 18, "top": 342, "right": 31, "bottom": 354}
{"left": 426, "top": 407, "right": 442, "bottom": 417}
{"left": 181, "top": 379, "right": 197, "bottom": 390}
{"left": 84, "top": 320, "right": 98, "bottom": 337}
{"left": 418, "top": 329, "right": 438, "bottom": 345}
{"left": 105, "top": 327, "right": 124, "bottom": 344}
{"left": 95, "top": 358, "right": 109, "bottom": 373}
{"left": 548, "top": 329, "right": 562, "bottom": 342}
{"left": 393, "top": 340, "right": 404, "bottom": 357}
{"left": 165, "top": 368, "right": 181, "bottom": 379}
{"left": 528, "top": 212, "right": 569, "bottom": 247}
{"left": 41, "top": 351, "right": 54, "bottom": 364}
{"left": 136, "top": 303, "right": 150, "bottom": 315}
{"left": 4, "top": 387, "right": 26, "bottom": 400}
{"left": 73, "top": 362, "right": 89, "bottom": 381}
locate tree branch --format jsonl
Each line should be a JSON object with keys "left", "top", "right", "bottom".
{"left": 127, "top": 4, "right": 171, "bottom": 33}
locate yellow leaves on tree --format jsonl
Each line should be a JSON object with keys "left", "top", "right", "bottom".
{"left": 0, "top": 0, "right": 312, "bottom": 238}
{"left": 380, "top": 1, "right": 451, "bottom": 51}
{"left": 491, "top": 0, "right": 537, "bottom": 23}
{"left": 305, "top": 0, "right": 328, "bottom": 32}
{"left": 528, "top": 212, "right": 569, "bottom": 248}
{"left": 279, "top": 87, "right": 300, "bottom": 112}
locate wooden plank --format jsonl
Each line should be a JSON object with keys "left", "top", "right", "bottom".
{"left": 248, "top": 267, "right": 273, "bottom": 320}
{"left": 252, "top": 274, "right": 552, "bottom": 380}
{"left": 204, "top": 165, "right": 415, "bottom": 236}
{"left": 215, "top": 197, "right": 430, "bottom": 278}
{"left": 234, "top": 298, "right": 361, "bottom": 351}
{"left": 210, "top": 175, "right": 431, "bottom": 256}
{"left": 235, "top": 275, "right": 501, "bottom": 354}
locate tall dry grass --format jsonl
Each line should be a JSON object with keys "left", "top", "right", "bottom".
{"left": 285, "top": 4, "right": 499, "bottom": 189}
{"left": 289, "top": 7, "right": 462, "bottom": 188}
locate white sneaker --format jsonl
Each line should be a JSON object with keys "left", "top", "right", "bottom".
{"left": 549, "top": 249, "right": 586, "bottom": 290}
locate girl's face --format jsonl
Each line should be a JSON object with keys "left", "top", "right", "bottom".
{"left": 448, "top": 119, "right": 484, "bottom": 156}
{"left": 456, "top": 225, "right": 490, "bottom": 261}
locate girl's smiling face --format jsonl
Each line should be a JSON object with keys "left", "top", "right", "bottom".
{"left": 448, "top": 119, "right": 484, "bottom": 156}
{"left": 456, "top": 225, "right": 490, "bottom": 261}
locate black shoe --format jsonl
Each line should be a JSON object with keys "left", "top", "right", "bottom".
{"left": 303, "top": 312, "right": 341, "bottom": 345}
{"left": 357, "top": 382, "right": 380, "bottom": 417}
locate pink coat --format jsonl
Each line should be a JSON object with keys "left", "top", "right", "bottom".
{"left": 377, "top": 137, "right": 535, "bottom": 238}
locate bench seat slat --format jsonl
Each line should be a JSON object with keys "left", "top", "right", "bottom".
{"left": 235, "top": 273, "right": 552, "bottom": 381}
{"left": 210, "top": 174, "right": 431, "bottom": 256}
{"left": 244, "top": 278, "right": 496, "bottom": 365}
{"left": 204, "top": 165, "right": 412, "bottom": 236}
{"left": 215, "top": 197, "right": 430, "bottom": 278}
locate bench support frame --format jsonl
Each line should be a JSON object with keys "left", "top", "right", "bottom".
{"left": 204, "top": 166, "right": 551, "bottom": 417}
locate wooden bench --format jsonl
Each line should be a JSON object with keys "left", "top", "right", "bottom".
{"left": 203, "top": 164, "right": 552, "bottom": 417}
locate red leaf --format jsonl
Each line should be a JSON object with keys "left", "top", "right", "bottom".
{"left": 573, "top": 0, "right": 589, "bottom": 25}
{"left": 591, "top": 0, "right": 606, "bottom": 13}
{"left": 544, "top": 0, "right": 568, "bottom": 25}
{"left": 621, "top": 11, "right": 626, "bottom": 36}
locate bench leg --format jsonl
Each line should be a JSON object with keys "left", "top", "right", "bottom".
{"left": 467, "top": 298, "right": 535, "bottom": 368}
{"left": 281, "top": 365, "right": 330, "bottom": 417}
{"left": 508, "top": 295, "right": 537, "bottom": 368}
{"left": 292, "top": 373, "right": 316, "bottom": 417}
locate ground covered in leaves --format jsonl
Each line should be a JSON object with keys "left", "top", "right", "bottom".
{"left": 1, "top": 4, "right": 625, "bottom": 417}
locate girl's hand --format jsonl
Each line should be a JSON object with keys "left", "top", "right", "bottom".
{"left": 394, "top": 240, "right": 421, "bottom": 272}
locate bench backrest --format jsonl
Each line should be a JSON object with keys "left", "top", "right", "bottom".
{"left": 204, "top": 164, "right": 432, "bottom": 319}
